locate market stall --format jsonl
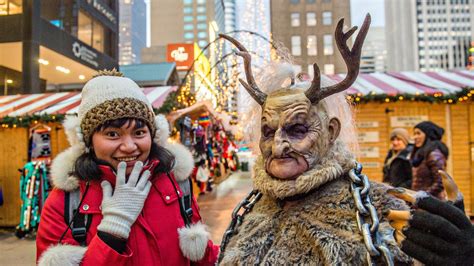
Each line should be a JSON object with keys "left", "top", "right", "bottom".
{"left": 332, "top": 70, "right": 474, "bottom": 216}
{"left": 167, "top": 101, "right": 239, "bottom": 191}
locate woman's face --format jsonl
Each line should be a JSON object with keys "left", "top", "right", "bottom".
{"left": 391, "top": 136, "right": 406, "bottom": 152}
{"left": 92, "top": 120, "right": 152, "bottom": 175}
{"left": 413, "top": 128, "right": 426, "bottom": 148}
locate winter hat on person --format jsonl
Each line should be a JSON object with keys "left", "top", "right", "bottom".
{"left": 414, "top": 121, "right": 444, "bottom": 141}
{"left": 78, "top": 69, "right": 156, "bottom": 146}
{"left": 390, "top": 128, "right": 410, "bottom": 145}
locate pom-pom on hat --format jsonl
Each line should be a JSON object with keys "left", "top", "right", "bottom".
{"left": 78, "top": 69, "right": 156, "bottom": 146}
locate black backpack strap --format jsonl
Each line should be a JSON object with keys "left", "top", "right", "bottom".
{"left": 64, "top": 189, "right": 91, "bottom": 246}
{"left": 167, "top": 173, "right": 193, "bottom": 226}
{"left": 177, "top": 178, "right": 194, "bottom": 222}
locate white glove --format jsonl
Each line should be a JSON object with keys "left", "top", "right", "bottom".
{"left": 97, "top": 161, "right": 152, "bottom": 239}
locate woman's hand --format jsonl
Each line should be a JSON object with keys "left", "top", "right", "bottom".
{"left": 97, "top": 161, "right": 152, "bottom": 239}
{"left": 387, "top": 188, "right": 473, "bottom": 266}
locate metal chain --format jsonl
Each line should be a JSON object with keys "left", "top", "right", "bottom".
{"left": 349, "top": 162, "right": 394, "bottom": 266}
{"left": 218, "top": 189, "right": 263, "bottom": 263}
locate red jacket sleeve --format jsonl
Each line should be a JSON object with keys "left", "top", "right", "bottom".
{"left": 36, "top": 188, "right": 132, "bottom": 265}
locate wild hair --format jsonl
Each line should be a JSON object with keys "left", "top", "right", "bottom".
{"left": 240, "top": 61, "right": 358, "bottom": 154}
{"left": 72, "top": 117, "right": 175, "bottom": 181}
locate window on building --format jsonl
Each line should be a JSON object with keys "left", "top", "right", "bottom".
{"left": 196, "top": 15, "right": 206, "bottom": 21}
{"left": 198, "top": 40, "right": 207, "bottom": 47}
{"left": 306, "top": 12, "right": 316, "bottom": 26}
{"left": 307, "top": 35, "right": 317, "bottom": 55}
{"left": 78, "top": 10, "right": 105, "bottom": 52}
{"left": 184, "top": 7, "right": 193, "bottom": 14}
{"left": 92, "top": 20, "right": 104, "bottom": 52}
{"left": 197, "top": 6, "right": 206, "bottom": 13}
{"left": 290, "top": 0, "right": 300, "bottom": 4}
{"left": 323, "top": 34, "right": 333, "bottom": 55}
{"left": 291, "top": 13, "right": 300, "bottom": 27}
{"left": 197, "top": 0, "right": 206, "bottom": 4}
{"left": 197, "top": 31, "right": 207, "bottom": 38}
{"left": 197, "top": 23, "right": 207, "bottom": 30}
{"left": 306, "top": 0, "right": 316, "bottom": 3}
{"left": 324, "top": 64, "right": 335, "bottom": 74}
{"left": 0, "top": 0, "right": 22, "bottom": 15}
{"left": 184, "top": 24, "right": 193, "bottom": 30}
{"left": 308, "top": 64, "right": 314, "bottom": 77}
{"left": 183, "top": 0, "right": 193, "bottom": 5}
{"left": 184, "top": 32, "right": 194, "bottom": 39}
{"left": 78, "top": 10, "right": 92, "bottom": 44}
{"left": 322, "top": 11, "right": 332, "bottom": 25}
{"left": 291, "top": 36, "right": 301, "bottom": 56}
{"left": 184, "top": 15, "right": 193, "bottom": 22}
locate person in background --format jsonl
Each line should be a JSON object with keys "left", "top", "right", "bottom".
{"left": 383, "top": 128, "right": 413, "bottom": 188}
{"left": 410, "top": 121, "right": 448, "bottom": 200}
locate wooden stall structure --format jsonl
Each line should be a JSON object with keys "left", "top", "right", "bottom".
{"left": 0, "top": 87, "right": 176, "bottom": 226}
{"left": 338, "top": 70, "right": 474, "bottom": 216}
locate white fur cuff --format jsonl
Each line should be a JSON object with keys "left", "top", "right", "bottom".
{"left": 178, "top": 222, "right": 210, "bottom": 261}
{"left": 38, "top": 244, "right": 87, "bottom": 266}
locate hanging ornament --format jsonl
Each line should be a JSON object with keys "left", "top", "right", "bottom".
{"left": 198, "top": 112, "right": 211, "bottom": 127}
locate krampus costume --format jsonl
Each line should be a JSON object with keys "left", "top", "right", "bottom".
{"left": 218, "top": 14, "right": 473, "bottom": 265}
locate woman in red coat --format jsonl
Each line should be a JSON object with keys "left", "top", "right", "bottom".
{"left": 36, "top": 70, "right": 219, "bottom": 265}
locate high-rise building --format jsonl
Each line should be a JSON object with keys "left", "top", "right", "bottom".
{"left": 386, "top": 0, "right": 473, "bottom": 71}
{"left": 270, "top": 0, "right": 351, "bottom": 75}
{"left": 360, "top": 27, "right": 387, "bottom": 73}
{"left": 0, "top": 0, "right": 119, "bottom": 94}
{"left": 147, "top": 0, "right": 225, "bottom": 51}
{"left": 119, "top": 0, "right": 147, "bottom": 65}
{"left": 223, "top": 0, "right": 236, "bottom": 34}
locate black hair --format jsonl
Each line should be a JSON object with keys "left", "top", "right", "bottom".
{"left": 72, "top": 118, "right": 175, "bottom": 181}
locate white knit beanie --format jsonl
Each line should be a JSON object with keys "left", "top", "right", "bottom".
{"left": 78, "top": 70, "right": 156, "bottom": 146}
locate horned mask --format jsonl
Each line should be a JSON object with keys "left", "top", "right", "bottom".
{"left": 220, "top": 14, "right": 370, "bottom": 181}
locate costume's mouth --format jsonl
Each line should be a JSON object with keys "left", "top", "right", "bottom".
{"left": 266, "top": 154, "right": 308, "bottom": 180}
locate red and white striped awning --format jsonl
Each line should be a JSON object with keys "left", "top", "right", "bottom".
{"left": 325, "top": 70, "right": 474, "bottom": 96}
{"left": 0, "top": 86, "right": 177, "bottom": 118}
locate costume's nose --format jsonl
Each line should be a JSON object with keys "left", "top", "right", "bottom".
{"left": 272, "top": 129, "right": 290, "bottom": 157}
{"left": 120, "top": 136, "right": 138, "bottom": 152}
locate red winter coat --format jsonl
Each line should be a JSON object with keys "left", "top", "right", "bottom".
{"left": 36, "top": 161, "right": 219, "bottom": 265}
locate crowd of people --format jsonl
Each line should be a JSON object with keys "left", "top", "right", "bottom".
{"left": 383, "top": 121, "right": 450, "bottom": 200}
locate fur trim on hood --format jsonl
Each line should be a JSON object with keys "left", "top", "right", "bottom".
{"left": 51, "top": 115, "right": 194, "bottom": 190}
{"left": 253, "top": 140, "right": 356, "bottom": 199}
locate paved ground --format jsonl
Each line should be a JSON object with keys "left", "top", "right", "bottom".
{"left": 0, "top": 171, "right": 253, "bottom": 265}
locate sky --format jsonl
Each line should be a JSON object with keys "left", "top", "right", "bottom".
{"left": 351, "top": 0, "right": 385, "bottom": 27}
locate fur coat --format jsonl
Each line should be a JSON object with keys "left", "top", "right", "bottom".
{"left": 220, "top": 142, "right": 412, "bottom": 265}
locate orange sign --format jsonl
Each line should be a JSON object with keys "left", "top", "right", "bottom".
{"left": 167, "top": 43, "right": 194, "bottom": 71}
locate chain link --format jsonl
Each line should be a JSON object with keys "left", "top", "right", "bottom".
{"left": 349, "top": 162, "right": 394, "bottom": 266}
{"left": 218, "top": 190, "right": 263, "bottom": 263}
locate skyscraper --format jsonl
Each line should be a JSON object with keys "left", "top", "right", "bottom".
{"left": 270, "top": 0, "right": 352, "bottom": 75}
{"left": 119, "top": 0, "right": 147, "bottom": 65}
{"left": 148, "top": 0, "right": 225, "bottom": 50}
{"left": 360, "top": 27, "right": 387, "bottom": 73}
{"left": 386, "top": 0, "right": 473, "bottom": 71}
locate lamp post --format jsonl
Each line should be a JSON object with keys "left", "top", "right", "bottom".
{"left": 4, "top": 78, "right": 13, "bottom": 96}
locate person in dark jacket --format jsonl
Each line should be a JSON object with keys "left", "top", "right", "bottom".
{"left": 410, "top": 121, "right": 449, "bottom": 200}
{"left": 383, "top": 128, "right": 413, "bottom": 188}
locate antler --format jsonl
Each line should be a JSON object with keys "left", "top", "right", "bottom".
{"left": 305, "top": 13, "right": 371, "bottom": 104}
{"left": 219, "top": 34, "right": 267, "bottom": 106}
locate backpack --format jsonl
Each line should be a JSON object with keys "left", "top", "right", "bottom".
{"left": 64, "top": 176, "right": 194, "bottom": 246}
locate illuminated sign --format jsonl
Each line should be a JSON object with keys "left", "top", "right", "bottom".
{"left": 86, "top": 0, "right": 117, "bottom": 24}
{"left": 167, "top": 43, "right": 194, "bottom": 70}
{"left": 72, "top": 41, "right": 99, "bottom": 67}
